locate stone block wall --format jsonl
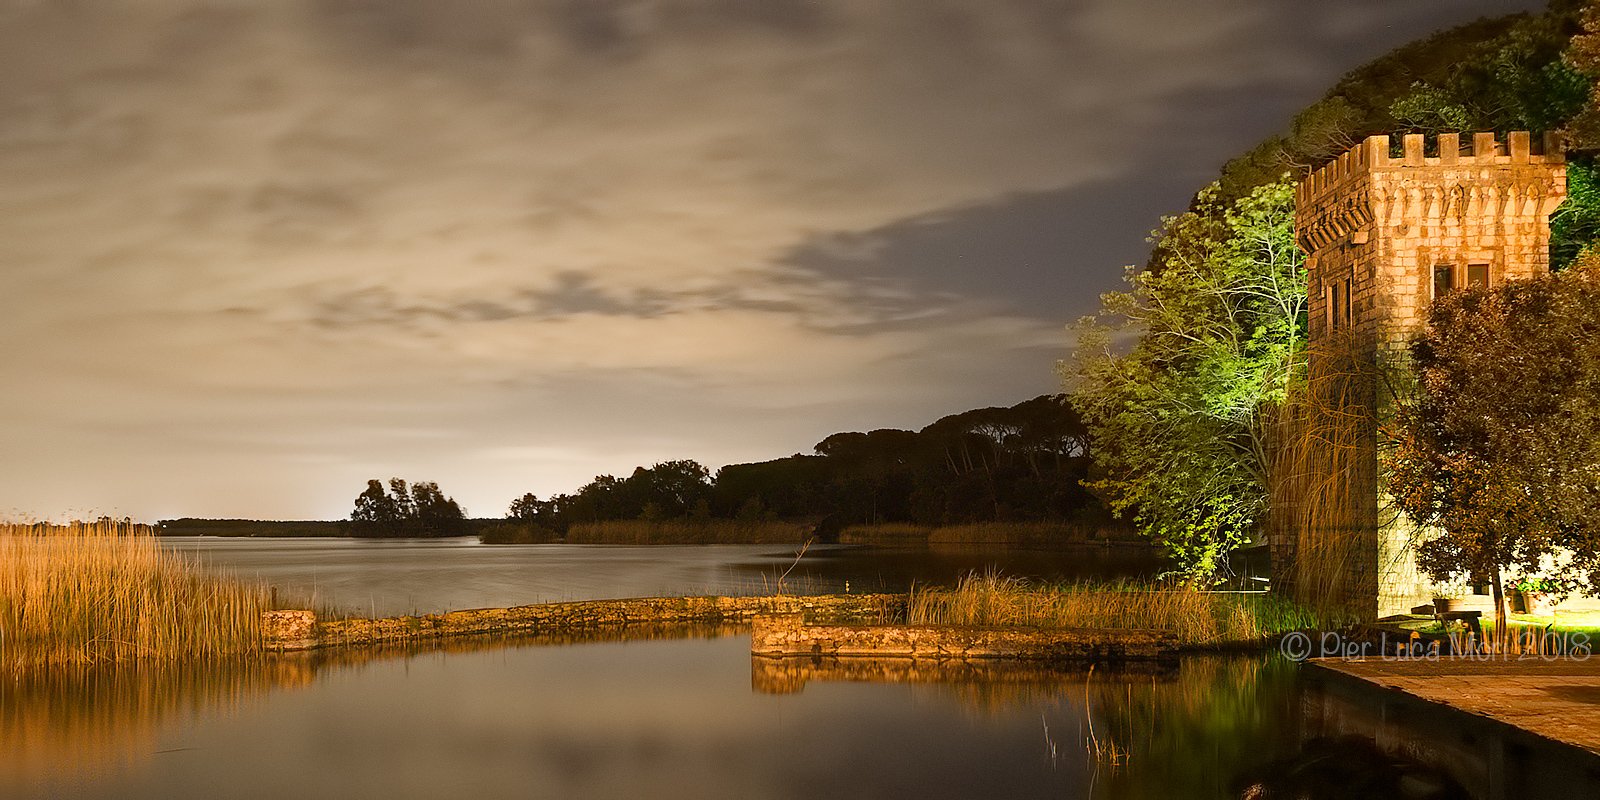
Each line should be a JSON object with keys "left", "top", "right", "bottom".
{"left": 262, "top": 594, "right": 905, "bottom": 651}
{"left": 749, "top": 612, "right": 1178, "bottom": 661}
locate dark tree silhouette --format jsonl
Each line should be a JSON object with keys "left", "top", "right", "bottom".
{"left": 349, "top": 478, "right": 466, "bottom": 537}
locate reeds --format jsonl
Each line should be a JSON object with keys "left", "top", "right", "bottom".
{"left": 0, "top": 520, "right": 271, "bottom": 670}
{"left": 927, "top": 522, "right": 1129, "bottom": 546}
{"left": 1266, "top": 330, "right": 1390, "bottom": 619}
{"left": 837, "top": 523, "right": 932, "bottom": 544}
{"left": 565, "top": 519, "right": 811, "bottom": 545}
{"left": 1082, "top": 665, "right": 1130, "bottom": 769}
{"left": 839, "top": 522, "right": 1137, "bottom": 547}
{"left": 906, "top": 572, "right": 1318, "bottom": 647}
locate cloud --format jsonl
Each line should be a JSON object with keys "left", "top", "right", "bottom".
{"left": 0, "top": 0, "right": 1545, "bottom": 518}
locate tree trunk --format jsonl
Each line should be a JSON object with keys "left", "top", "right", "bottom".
{"left": 1490, "top": 567, "right": 1507, "bottom": 654}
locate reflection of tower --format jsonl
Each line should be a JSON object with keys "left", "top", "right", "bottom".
{"left": 1289, "top": 132, "right": 1567, "bottom": 617}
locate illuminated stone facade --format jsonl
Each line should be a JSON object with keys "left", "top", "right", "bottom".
{"left": 1291, "top": 132, "right": 1567, "bottom": 617}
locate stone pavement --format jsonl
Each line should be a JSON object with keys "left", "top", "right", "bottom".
{"left": 1309, "top": 656, "right": 1600, "bottom": 756}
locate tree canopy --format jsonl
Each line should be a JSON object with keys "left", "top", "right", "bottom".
{"left": 1389, "top": 263, "right": 1600, "bottom": 633}
{"left": 349, "top": 478, "right": 466, "bottom": 537}
{"left": 1070, "top": 179, "right": 1306, "bottom": 580}
{"left": 505, "top": 394, "right": 1103, "bottom": 537}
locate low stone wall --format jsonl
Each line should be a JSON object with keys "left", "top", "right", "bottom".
{"left": 749, "top": 612, "right": 1178, "bottom": 662}
{"left": 262, "top": 594, "right": 903, "bottom": 652}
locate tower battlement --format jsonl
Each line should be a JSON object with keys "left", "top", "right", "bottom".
{"left": 1296, "top": 131, "right": 1563, "bottom": 209}
{"left": 1296, "top": 132, "right": 1564, "bottom": 254}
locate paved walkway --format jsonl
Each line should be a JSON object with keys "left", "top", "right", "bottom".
{"left": 1309, "top": 657, "right": 1600, "bottom": 756}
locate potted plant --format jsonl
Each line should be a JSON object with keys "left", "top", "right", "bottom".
{"left": 1513, "top": 577, "right": 1558, "bottom": 616}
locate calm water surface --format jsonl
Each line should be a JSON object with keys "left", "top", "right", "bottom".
{"left": 158, "top": 537, "right": 1160, "bottom": 616}
{"left": 2, "top": 632, "right": 1296, "bottom": 800}
{"left": 19, "top": 540, "right": 1577, "bottom": 798}
{"left": 7, "top": 627, "right": 1591, "bottom": 798}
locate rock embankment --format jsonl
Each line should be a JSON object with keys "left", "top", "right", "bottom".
{"left": 261, "top": 594, "right": 901, "bottom": 652}
{"left": 749, "top": 612, "right": 1178, "bottom": 662}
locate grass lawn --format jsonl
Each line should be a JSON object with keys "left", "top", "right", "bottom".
{"left": 1382, "top": 609, "right": 1600, "bottom": 642}
{"left": 1504, "top": 609, "right": 1600, "bottom": 637}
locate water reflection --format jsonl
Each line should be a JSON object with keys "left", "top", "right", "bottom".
{"left": 0, "top": 625, "right": 735, "bottom": 797}
{"left": 9, "top": 630, "right": 1587, "bottom": 799}
{"left": 3, "top": 628, "right": 1291, "bottom": 800}
{"left": 752, "top": 653, "right": 1301, "bottom": 797}
{"left": 0, "top": 658, "right": 309, "bottom": 795}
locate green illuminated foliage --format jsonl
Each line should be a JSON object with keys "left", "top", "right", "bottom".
{"left": 1070, "top": 179, "right": 1306, "bottom": 581}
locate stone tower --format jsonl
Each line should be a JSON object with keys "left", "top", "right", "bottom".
{"left": 1290, "top": 131, "right": 1567, "bottom": 617}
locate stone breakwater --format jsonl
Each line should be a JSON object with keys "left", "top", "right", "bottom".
{"left": 749, "top": 612, "right": 1179, "bottom": 662}
{"left": 261, "top": 594, "right": 1182, "bottom": 663}
{"left": 261, "top": 594, "right": 903, "bottom": 652}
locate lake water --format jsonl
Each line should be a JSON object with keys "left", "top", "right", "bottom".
{"left": 12, "top": 626, "right": 1583, "bottom": 800}
{"left": 158, "top": 537, "right": 1162, "bottom": 616}
{"left": 12, "top": 539, "right": 1590, "bottom": 798}
{"left": 5, "top": 629, "right": 1300, "bottom": 800}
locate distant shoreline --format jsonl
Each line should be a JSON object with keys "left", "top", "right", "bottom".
{"left": 158, "top": 517, "right": 1158, "bottom": 552}
{"left": 156, "top": 518, "right": 492, "bottom": 538}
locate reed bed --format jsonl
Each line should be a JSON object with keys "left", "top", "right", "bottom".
{"left": 927, "top": 522, "right": 1131, "bottom": 546}
{"left": 837, "top": 523, "right": 933, "bottom": 544}
{"left": 839, "top": 522, "right": 1139, "bottom": 547}
{"left": 1266, "top": 331, "right": 1392, "bottom": 619}
{"left": 907, "top": 572, "right": 1319, "bottom": 647}
{"left": 0, "top": 520, "right": 271, "bottom": 670}
{"left": 565, "top": 519, "right": 812, "bottom": 545}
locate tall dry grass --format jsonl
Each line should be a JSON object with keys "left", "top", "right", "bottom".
{"left": 0, "top": 520, "right": 271, "bottom": 670}
{"left": 565, "top": 519, "right": 812, "bottom": 545}
{"left": 839, "top": 522, "right": 1139, "bottom": 547}
{"left": 1266, "top": 330, "right": 1389, "bottom": 619}
{"left": 927, "top": 522, "right": 1132, "bottom": 546}
{"left": 837, "top": 523, "right": 932, "bottom": 544}
{"left": 907, "top": 572, "right": 1318, "bottom": 647}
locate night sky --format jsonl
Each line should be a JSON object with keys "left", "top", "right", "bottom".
{"left": 0, "top": 0, "right": 1544, "bottom": 520}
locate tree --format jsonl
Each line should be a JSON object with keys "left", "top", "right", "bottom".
{"left": 1564, "top": 0, "right": 1600, "bottom": 149}
{"left": 1389, "top": 263, "right": 1600, "bottom": 640}
{"left": 388, "top": 478, "right": 415, "bottom": 521}
{"left": 508, "top": 493, "right": 541, "bottom": 522}
{"left": 1388, "top": 82, "right": 1474, "bottom": 134}
{"left": 348, "top": 477, "right": 464, "bottom": 537}
{"left": 1551, "top": 157, "right": 1600, "bottom": 272}
{"left": 351, "top": 479, "right": 400, "bottom": 533}
{"left": 410, "top": 481, "right": 465, "bottom": 534}
{"left": 1287, "top": 97, "right": 1361, "bottom": 162}
{"left": 504, "top": 395, "right": 1104, "bottom": 535}
{"left": 633, "top": 460, "right": 713, "bottom": 517}
{"left": 1070, "top": 178, "right": 1306, "bottom": 580}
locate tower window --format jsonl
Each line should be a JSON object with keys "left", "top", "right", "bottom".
{"left": 1466, "top": 263, "right": 1489, "bottom": 287}
{"left": 1432, "top": 265, "right": 1456, "bottom": 299}
{"left": 1326, "top": 278, "right": 1353, "bottom": 331}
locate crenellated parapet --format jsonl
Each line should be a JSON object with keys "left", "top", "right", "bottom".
{"left": 1295, "top": 132, "right": 1565, "bottom": 253}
